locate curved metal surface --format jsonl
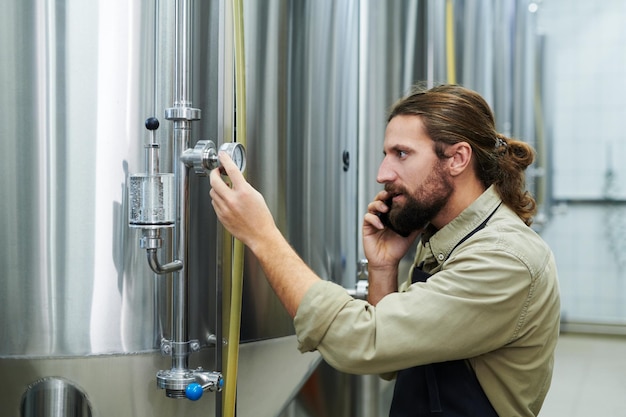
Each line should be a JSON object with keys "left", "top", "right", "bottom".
{"left": 21, "top": 377, "right": 93, "bottom": 417}
{"left": 240, "top": 0, "right": 360, "bottom": 339}
{"left": 0, "top": 0, "right": 163, "bottom": 357}
{"left": 0, "top": 0, "right": 349, "bottom": 415}
{"left": 0, "top": 0, "right": 222, "bottom": 358}
{"left": 1, "top": 337, "right": 319, "bottom": 417}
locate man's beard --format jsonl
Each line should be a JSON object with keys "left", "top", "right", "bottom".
{"left": 386, "top": 162, "right": 453, "bottom": 236}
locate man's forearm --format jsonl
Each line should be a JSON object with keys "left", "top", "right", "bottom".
{"left": 249, "top": 226, "right": 321, "bottom": 318}
{"left": 367, "top": 265, "right": 399, "bottom": 305}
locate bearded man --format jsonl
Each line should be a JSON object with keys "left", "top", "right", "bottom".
{"left": 210, "top": 84, "right": 560, "bottom": 417}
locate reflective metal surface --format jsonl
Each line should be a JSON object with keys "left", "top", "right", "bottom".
{"left": 0, "top": 0, "right": 162, "bottom": 358}
{"left": 240, "top": 0, "right": 361, "bottom": 339}
{"left": 21, "top": 378, "right": 92, "bottom": 417}
{"left": 2, "top": 340, "right": 319, "bottom": 416}
{"left": 0, "top": 0, "right": 317, "bottom": 415}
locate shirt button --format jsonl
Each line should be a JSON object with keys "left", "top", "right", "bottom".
{"left": 437, "top": 254, "right": 444, "bottom": 261}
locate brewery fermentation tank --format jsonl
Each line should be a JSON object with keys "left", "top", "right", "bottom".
{"left": 0, "top": 0, "right": 327, "bottom": 415}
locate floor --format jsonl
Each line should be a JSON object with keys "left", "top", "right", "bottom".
{"left": 540, "top": 332, "right": 626, "bottom": 416}
{"left": 281, "top": 332, "right": 626, "bottom": 417}
{"left": 376, "top": 332, "right": 626, "bottom": 416}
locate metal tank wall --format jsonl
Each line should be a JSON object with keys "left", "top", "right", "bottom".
{"left": 239, "top": 0, "right": 360, "bottom": 341}
{"left": 0, "top": 0, "right": 220, "bottom": 415}
{"left": 0, "top": 0, "right": 318, "bottom": 416}
{"left": 0, "top": 0, "right": 162, "bottom": 359}
{"left": 222, "top": 0, "right": 364, "bottom": 413}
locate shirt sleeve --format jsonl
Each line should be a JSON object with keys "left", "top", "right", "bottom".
{"left": 294, "top": 280, "right": 355, "bottom": 353}
{"left": 294, "top": 246, "right": 537, "bottom": 376}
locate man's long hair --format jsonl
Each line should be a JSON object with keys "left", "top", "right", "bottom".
{"left": 388, "top": 84, "right": 537, "bottom": 226}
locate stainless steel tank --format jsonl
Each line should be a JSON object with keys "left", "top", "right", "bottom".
{"left": 0, "top": 0, "right": 320, "bottom": 415}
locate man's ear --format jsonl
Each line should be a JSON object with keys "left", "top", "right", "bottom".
{"left": 447, "top": 142, "right": 473, "bottom": 176}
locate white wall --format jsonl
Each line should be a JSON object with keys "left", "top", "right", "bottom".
{"left": 538, "top": 0, "right": 626, "bottom": 327}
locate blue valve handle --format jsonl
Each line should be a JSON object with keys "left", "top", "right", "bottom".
{"left": 185, "top": 383, "right": 204, "bottom": 401}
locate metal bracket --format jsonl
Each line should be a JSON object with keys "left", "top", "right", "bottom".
{"left": 160, "top": 339, "right": 201, "bottom": 356}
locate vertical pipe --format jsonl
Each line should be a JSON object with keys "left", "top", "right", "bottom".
{"left": 215, "top": 0, "right": 230, "bottom": 412}
{"left": 445, "top": 0, "right": 457, "bottom": 84}
{"left": 172, "top": 121, "right": 190, "bottom": 372}
{"left": 174, "top": 0, "right": 191, "bottom": 107}
{"left": 171, "top": 0, "right": 193, "bottom": 372}
{"left": 223, "top": 0, "right": 246, "bottom": 413}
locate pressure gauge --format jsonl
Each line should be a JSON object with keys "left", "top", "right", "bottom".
{"left": 183, "top": 140, "right": 246, "bottom": 176}
{"left": 219, "top": 142, "right": 246, "bottom": 173}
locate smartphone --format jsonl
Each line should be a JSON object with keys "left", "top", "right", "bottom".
{"left": 378, "top": 198, "right": 411, "bottom": 237}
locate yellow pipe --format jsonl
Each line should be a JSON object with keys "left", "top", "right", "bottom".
{"left": 445, "top": 0, "right": 457, "bottom": 84}
{"left": 222, "top": 0, "right": 246, "bottom": 415}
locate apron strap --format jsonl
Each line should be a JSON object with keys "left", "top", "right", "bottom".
{"left": 412, "top": 203, "right": 501, "bottom": 284}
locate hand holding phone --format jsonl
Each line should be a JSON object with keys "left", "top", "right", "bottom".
{"left": 378, "top": 198, "right": 411, "bottom": 237}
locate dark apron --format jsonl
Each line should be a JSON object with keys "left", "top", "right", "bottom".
{"left": 389, "top": 204, "right": 501, "bottom": 417}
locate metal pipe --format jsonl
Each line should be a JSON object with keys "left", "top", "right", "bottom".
{"left": 172, "top": 120, "right": 190, "bottom": 371}
{"left": 170, "top": 0, "right": 194, "bottom": 371}
{"left": 146, "top": 143, "right": 160, "bottom": 175}
{"left": 174, "top": 0, "right": 191, "bottom": 107}
{"left": 140, "top": 230, "right": 183, "bottom": 274}
{"left": 147, "top": 249, "right": 183, "bottom": 274}
{"left": 214, "top": 1, "right": 228, "bottom": 412}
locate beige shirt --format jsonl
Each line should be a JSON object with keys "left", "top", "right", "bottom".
{"left": 294, "top": 186, "right": 560, "bottom": 417}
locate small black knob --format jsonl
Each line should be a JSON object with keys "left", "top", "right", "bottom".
{"left": 145, "top": 117, "right": 160, "bottom": 131}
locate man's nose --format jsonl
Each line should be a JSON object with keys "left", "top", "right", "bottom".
{"left": 376, "top": 158, "right": 395, "bottom": 184}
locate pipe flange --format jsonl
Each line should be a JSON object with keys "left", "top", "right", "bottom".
{"left": 181, "top": 140, "right": 218, "bottom": 176}
{"left": 164, "top": 106, "right": 201, "bottom": 121}
{"left": 156, "top": 369, "right": 197, "bottom": 398}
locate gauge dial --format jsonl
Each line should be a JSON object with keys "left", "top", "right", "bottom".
{"left": 219, "top": 142, "right": 246, "bottom": 173}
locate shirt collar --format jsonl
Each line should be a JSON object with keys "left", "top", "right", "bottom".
{"left": 421, "top": 185, "right": 502, "bottom": 267}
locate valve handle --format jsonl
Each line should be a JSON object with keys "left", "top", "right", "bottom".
{"left": 145, "top": 117, "right": 160, "bottom": 131}
{"left": 185, "top": 382, "right": 204, "bottom": 401}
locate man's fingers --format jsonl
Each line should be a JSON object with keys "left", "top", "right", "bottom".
{"left": 367, "top": 199, "right": 389, "bottom": 216}
{"left": 364, "top": 212, "right": 385, "bottom": 231}
{"left": 218, "top": 151, "right": 245, "bottom": 186}
{"left": 209, "top": 165, "right": 230, "bottom": 195}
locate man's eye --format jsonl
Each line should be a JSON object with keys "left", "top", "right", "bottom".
{"left": 397, "top": 150, "right": 407, "bottom": 158}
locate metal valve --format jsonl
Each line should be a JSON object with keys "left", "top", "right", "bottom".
{"left": 182, "top": 140, "right": 246, "bottom": 176}
{"left": 185, "top": 370, "right": 224, "bottom": 401}
{"left": 182, "top": 140, "right": 218, "bottom": 176}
